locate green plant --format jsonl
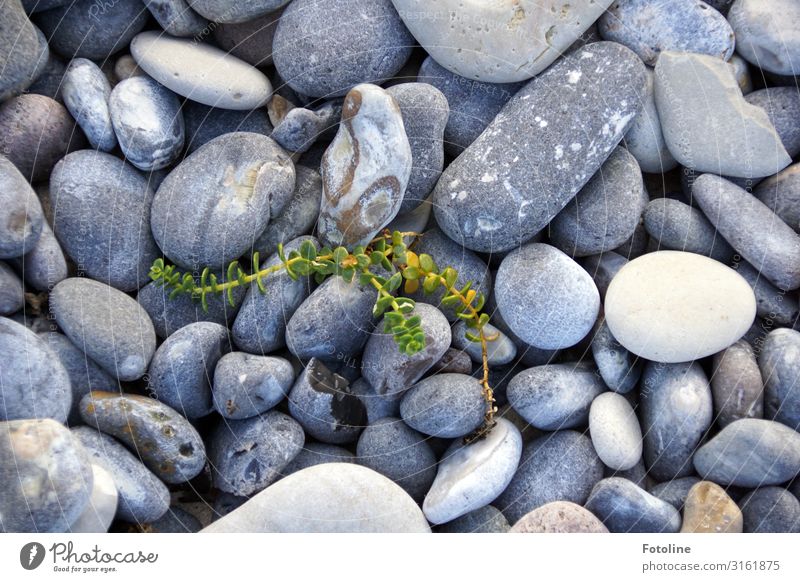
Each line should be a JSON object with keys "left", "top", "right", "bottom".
{"left": 149, "top": 230, "right": 498, "bottom": 440}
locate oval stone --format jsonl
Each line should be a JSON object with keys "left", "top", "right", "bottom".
{"left": 585, "top": 477, "right": 681, "bottom": 533}
{"left": 399, "top": 373, "right": 485, "bottom": 438}
{"left": 728, "top": 0, "right": 800, "bottom": 76}
{"left": 212, "top": 352, "right": 295, "bottom": 420}
{"left": 759, "top": 328, "right": 800, "bottom": 430}
{"left": 680, "top": 481, "right": 742, "bottom": 533}
{"left": 589, "top": 392, "right": 643, "bottom": 471}
{"left": 61, "top": 58, "right": 116, "bottom": 152}
{"left": 0, "top": 155, "right": 43, "bottom": 259}
{"left": 711, "top": 339, "right": 764, "bottom": 427}
{"left": 510, "top": 502, "right": 608, "bottom": 533}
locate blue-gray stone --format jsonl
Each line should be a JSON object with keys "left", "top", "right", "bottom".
{"left": 641, "top": 361, "right": 713, "bottom": 481}
{"left": 728, "top": 0, "right": 800, "bottom": 77}
{"left": 585, "top": 477, "right": 682, "bottom": 533}
{"left": 147, "top": 321, "right": 231, "bottom": 419}
{"left": 745, "top": 87, "right": 800, "bottom": 158}
{"left": 209, "top": 410, "right": 304, "bottom": 496}
{"left": 430, "top": 348, "right": 473, "bottom": 376}
{"left": 739, "top": 487, "right": 800, "bottom": 533}
{"left": 649, "top": 476, "right": 702, "bottom": 511}
{"left": 14, "top": 221, "right": 67, "bottom": 292}
{"left": 188, "top": 0, "right": 290, "bottom": 23}
{"left": 495, "top": 431, "right": 604, "bottom": 524}
{"left": 604, "top": 458, "right": 649, "bottom": 488}
{"left": 145, "top": 0, "right": 208, "bottom": 37}
{"left": 399, "top": 373, "right": 485, "bottom": 439}
{"left": 0, "top": 154, "right": 43, "bottom": 259}
{"left": 694, "top": 418, "right": 800, "bottom": 487}
{"left": 50, "top": 150, "right": 160, "bottom": 291}
{"left": 436, "top": 506, "right": 510, "bottom": 533}
{"left": 279, "top": 442, "right": 356, "bottom": 478}
{"left": 0, "top": 0, "right": 43, "bottom": 101}
{"left": 591, "top": 318, "right": 642, "bottom": 394}
{"left": 733, "top": 260, "right": 799, "bottom": 325}
{"left": 580, "top": 251, "right": 628, "bottom": 300}
{"left": 183, "top": 102, "right": 273, "bottom": 154}
{"left": 711, "top": 339, "right": 764, "bottom": 428}
{"left": 754, "top": 163, "right": 800, "bottom": 234}
{"left": 350, "top": 378, "right": 401, "bottom": 424}
{"left": 62, "top": 58, "right": 116, "bottom": 152}
{"left": 759, "top": 328, "right": 800, "bottom": 430}
{"left": 272, "top": 0, "right": 413, "bottom": 98}
{"left": 0, "top": 317, "right": 71, "bottom": 423}
{"left": 212, "top": 352, "right": 295, "bottom": 419}
{"left": 432, "top": 42, "right": 646, "bottom": 253}
{"left": 452, "top": 321, "right": 516, "bottom": 367}
{"left": 72, "top": 426, "right": 170, "bottom": 524}
{"left": 0, "top": 262, "right": 24, "bottom": 315}
{"left": 271, "top": 101, "right": 341, "bottom": 154}
{"left": 26, "top": 51, "right": 67, "bottom": 102}
{"left": 213, "top": 8, "right": 283, "bottom": 67}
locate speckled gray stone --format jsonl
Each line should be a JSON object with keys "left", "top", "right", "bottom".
{"left": 644, "top": 197, "right": 735, "bottom": 262}
{"left": 213, "top": 8, "right": 283, "bottom": 67}
{"left": 510, "top": 501, "right": 609, "bottom": 533}
{"left": 0, "top": 317, "right": 71, "bottom": 422}
{"left": 728, "top": 0, "right": 800, "bottom": 77}
{"left": 598, "top": 0, "right": 734, "bottom": 66}
{"left": 72, "top": 426, "right": 170, "bottom": 524}
{"left": 759, "top": 328, "right": 800, "bottom": 430}
{"left": 590, "top": 392, "right": 643, "bottom": 472}
{"left": 399, "top": 373, "right": 485, "bottom": 439}
{"left": 26, "top": 51, "right": 67, "bottom": 102}
{"left": 146, "top": 0, "right": 208, "bottom": 36}
{"left": 622, "top": 68, "right": 678, "bottom": 173}
{"left": 349, "top": 378, "right": 400, "bottom": 424}
{"left": 436, "top": 506, "right": 510, "bottom": 533}
{"left": 649, "top": 476, "right": 702, "bottom": 510}
{"left": 272, "top": 0, "right": 413, "bottom": 98}
{"left": 694, "top": 418, "right": 800, "bottom": 487}
{"left": 0, "top": 0, "right": 42, "bottom": 101}
{"left": 754, "top": 163, "right": 800, "bottom": 235}
{"left": 430, "top": 348, "right": 473, "bottom": 376}
{"left": 496, "top": 243, "right": 600, "bottom": 350}
{"left": 0, "top": 419, "right": 93, "bottom": 532}
{"left": 280, "top": 442, "right": 356, "bottom": 478}
{"left": 693, "top": 174, "right": 800, "bottom": 291}
{"left": 745, "top": 87, "right": 800, "bottom": 158}
{"left": 183, "top": 101, "right": 272, "bottom": 154}
{"left": 495, "top": 431, "right": 604, "bottom": 524}
{"left": 148, "top": 322, "right": 231, "bottom": 419}
{"left": 187, "top": 0, "right": 289, "bottom": 22}
{"left": 15, "top": 220, "right": 67, "bottom": 292}
{"left": 591, "top": 318, "right": 642, "bottom": 394}
{"left": 61, "top": 58, "right": 116, "bottom": 152}
{"left": 580, "top": 251, "right": 628, "bottom": 300}
{"left": 452, "top": 321, "right": 516, "bottom": 367}
{"left": 0, "top": 263, "right": 23, "bottom": 315}
{"left": 711, "top": 339, "right": 764, "bottom": 428}
{"left": 212, "top": 352, "right": 295, "bottom": 419}
{"left": 151, "top": 132, "right": 294, "bottom": 270}
{"left": 209, "top": 410, "right": 304, "bottom": 496}
{"left": 50, "top": 150, "right": 160, "bottom": 291}
{"left": 641, "top": 361, "right": 713, "bottom": 481}
{"left": 585, "top": 477, "right": 682, "bottom": 533}
{"left": 739, "top": 486, "right": 800, "bottom": 533}
{"left": 432, "top": 42, "right": 646, "bottom": 253}
{"left": 271, "top": 101, "right": 341, "bottom": 154}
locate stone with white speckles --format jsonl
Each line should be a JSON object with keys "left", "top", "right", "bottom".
{"left": 61, "top": 59, "right": 116, "bottom": 152}
{"left": 146, "top": 1, "right": 208, "bottom": 37}
{"left": 432, "top": 42, "right": 646, "bottom": 253}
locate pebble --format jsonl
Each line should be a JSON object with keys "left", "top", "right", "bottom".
{"left": 549, "top": 147, "right": 648, "bottom": 257}
{"left": 271, "top": 101, "right": 341, "bottom": 154}
{"left": 681, "top": 481, "right": 743, "bottom": 533}
{"left": 649, "top": 476, "right": 701, "bottom": 510}
{"left": 429, "top": 348, "right": 473, "bottom": 376}
{"left": 114, "top": 54, "right": 143, "bottom": 81}
{"left": 146, "top": 0, "right": 208, "bottom": 37}
{"left": 711, "top": 339, "right": 764, "bottom": 428}
{"left": 622, "top": 69, "right": 678, "bottom": 173}
{"left": 350, "top": 378, "right": 400, "bottom": 424}
{"left": 0, "top": 262, "right": 24, "bottom": 314}
{"left": 437, "top": 506, "right": 510, "bottom": 533}
{"left": 591, "top": 318, "right": 643, "bottom": 394}
{"left": 318, "top": 84, "right": 411, "bottom": 247}
{"left": 510, "top": 501, "right": 609, "bottom": 533}
{"left": 758, "top": 328, "right": 800, "bottom": 430}
{"left": 496, "top": 243, "right": 600, "bottom": 350}
{"left": 280, "top": 442, "right": 356, "bottom": 477}
{"left": 203, "top": 463, "right": 430, "bottom": 533}
{"left": 356, "top": 417, "right": 437, "bottom": 503}
{"left": 183, "top": 101, "right": 272, "bottom": 154}
{"left": 68, "top": 465, "right": 118, "bottom": 533}
{"left": 693, "top": 174, "right": 800, "bottom": 291}
{"left": 0, "top": 0, "right": 42, "bottom": 101}
{"left": 0, "top": 419, "right": 92, "bottom": 532}
{"left": 148, "top": 322, "right": 231, "bottom": 419}
{"left": 212, "top": 352, "right": 295, "bottom": 419}
{"left": 209, "top": 410, "right": 305, "bottom": 496}
{"left": 361, "top": 303, "right": 451, "bottom": 398}
{"left": 188, "top": 0, "right": 289, "bottom": 22}
{"left": 495, "top": 431, "right": 604, "bottom": 524}
{"left": 585, "top": 477, "right": 682, "bottom": 533}
{"left": 739, "top": 487, "right": 800, "bottom": 533}
{"left": 581, "top": 251, "right": 628, "bottom": 300}
{"left": 589, "top": 392, "right": 643, "bottom": 472}
{"left": 386, "top": 83, "right": 449, "bottom": 213}
{"left": 654, "top": 51, "right": 791, "bottom": 179}
{"left": 432, "top": 42, "right": 646, "bottom": 253}
{"left": 0, "top": 317, "right": 71, "bottom": 422}
{"left": 151, "top": 132, "right": 294, "bottom": 270}
{"left": 36, "top": 0, "right": 148, "bottom": 60}
{"left": 693, "top": 418, "right": 800, "bottom": 487}
{"left": 15, "top": 221, "right": 67, "bottom": 291}
{"left": 507, "top": 364, "right": 606, "bottom": 431}
{"left": 272, "top": 0, "right": 413, "bottom": 98}
{"left": 745, "top": 87, "right": 800, "bottom": 158}
{"left": 287, "top": 358, "right": 366, "bottom": 444}
{"left": 26, "top": 51, "right": 67, "bottom": 102}
{"left": 50, "top": 150, "right": 160, "bottom": 291}
{"left": 80, "top": 391, "right": 206, "bottom": 484}
{"left": 131, "top": 31, "right": 272, "bottom": 110}
{"left": 395, "top": 0, "right": 612, "bottom": 83}
{"left": 728, "top": 0, "right": 800, "bottom": 76}
{"left": 399, "top": 373, "right": 485, "bottom": 438}
{"left": 641, "top": 361, "right": 713, "bottom": 481}
{"left": 61, "top": 58, "right": 116, "bottom": 152}
{"left": 452, "top": 321, "right": 516, "bottom": 367}
{"left": 754, "top": 163, "right": 800, "bottom": 234}
{"left": 213, "top": 8, "right": 283, "bottom": 67}
{"left": 598, "top": 0, "right": 734, "bottom": 66}
{"left": 605, "top": 251, "right": 757, "bottom": 362}
{"left": 72, "top": 426, "right": 170, "bottom": 523}
{"left": 417, "top": 56, "right": 521, "bottom": 157}
{"left": 109, "top": 76, "right": 185, "bottom": 172}
{"left": 424, "top": 418, "right": 522, "bottom": 524}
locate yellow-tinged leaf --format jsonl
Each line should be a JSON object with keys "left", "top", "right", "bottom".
{"left": 405, "top": 251, "right": 419, "bottom": 269}
{"left": 404, "top": 279, "right": 420, "bottom": 294}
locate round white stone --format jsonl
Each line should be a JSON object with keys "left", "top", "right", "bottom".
{"left": 589, "top": 392, "right": 643, "bottom": 471}
{"left": 605, "top": 251, "right": 756, "bottom": 363}
{"left": 68, "top": 465, "right": 118, "bottom": 533}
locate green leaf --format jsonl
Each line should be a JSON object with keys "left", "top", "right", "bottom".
{"left": 200, "top": 291, "right": 209, "bottom": 313}
{"left": 299, "top": 240, "right": 317, "bottom": 260}
{"left": 293, "top": 261, "right": 311, "bottom": 276}
{"left": 419, "top": 253, "right": 436, "bottom": 273}
{"left": 442, "top": 267, "right": 458, "bottom": 289}
{"left": 384, "top": 272, "right": 403, "bottom": 293}
{"left": 473, "top": 293, "right": 486, "bottom": 312}
{"left": 314, "top": 272, "right": 326, "bottom": 285}
{"left": 402, "top": 266, "right": 420, "bottom": 280}
{"left": 333, "top": 247, "right": 349, "bottom": 264}
{"left": 358, "top": 272, "right": 374, "bottom": 286}
{"left": 464, "top": 331, "right": 482, "bottom": 343}
{"left": 341, "top": 267, "right": 355, "bottom": 283}
{"left": 355, "top": 254, "right": 370, "bottom": 269}
{"left": 226, "top": 285, "right": 235, "bottom": 307}
{"left": 227, "top": 261, "right": 238, "bottom": 286}
{"left": 277, "top": 243, "right": 286, "bottom": 263}
{"left": 441, "top": 294, "right": 461, "bottom": 306}
{"left": 423, "top": 275, "right": 439, "bottom": 294}
{"left": 370, "top": 251, "right": 385, "bottom": 265}
{"left": 392, "top": 231, "right": 404, "bottom": 246}
{"left": 455, "top": 310, "right": 474, "bottom": 321}
{"left": 381, "top": 256, "right": 393, "bottom": 271}
{"left": 478, "top": 313, "right": 490, "bottom": 328}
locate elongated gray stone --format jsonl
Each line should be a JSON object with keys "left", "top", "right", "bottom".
{"left": 591, "top": 318, "right": 642, "bottom": 394}
{"left": 62, "top": 58, "right": 116, "bottom": 152}
{"left": 0, "top": 154, "right": 43, "bottom": 259}
{"left": 589, "top": 392, "right": 643, "bottom": 471}
{"left": 146, "top": 0, "right": 208, "bottom": 37}
{"left": 585, "top": 477, "right": 681, "bottom": 533}
{"left": 711, "top": 340, "right": 764, "bottom": 427}
{"left": 622, "top": 68, "right": 678, "bottom": 173}
{"left": 753, "top": 163, "right": 800, "bottom": 235}
{"left": 759, "top": 328, "right": 800, "bottom": 430}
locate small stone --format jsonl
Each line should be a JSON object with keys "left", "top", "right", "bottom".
{"left": 0, "top": 262, "right": 24, "bottom": 315}
{"left": 62, "top": 58, "right": 116, "bottom": 151}
{"left": 739, "top": 487, "right": 800, "bottom": 533}
{"left": 280, "top": 442, "right": 356, "bottom": 478}
{"left": 753, "top": 163, "right": 800, "bottom": 235}
{"left": 590, "top": 392, "right": 643, "bottom": 472}
{"left": 591, "top": 318, "right": 643, "bottom": 394}
{"left": 27, "top": 50, "right": 67, "bottom": 102}
{"left": 745, "top": 87, "right": 800, "bottom": 157}
{"left": 145, "top": 0, "right": 208, "bottom": 37}
{"left": 79, "top": 391, "right": 206, "bottom": 484}
{"left": 50, "top": 278, "right": 156, "bottom": 381}
{"left": 654, "top": 51, "right": 791, "bottom": 179}
{"left": 510, "top": 501, "right": 609, "bottom": 533}
{"left": 203, "top": 463, "right": 430, "bottom": 533}
{"left": 604, "top": 251, "right": 757, "bottom": 362}
{"left": 580, "top": 251, "right": 628, "bottom": 300}
{"left": 693, "top": 174, "right": 800, "bottom": 291}
{"left": 622, "top": 69, "right": 678, "bottom": 173}
{"left": 711, "top": 339, "right": 764, "bottom": 427}
{"left": 452, "top": 321, "right": 516, "bottom": 367}
{"left": 759, "top": 328, "right": 800, "bottom": 430}
{"left": 399, "top": 373, "right": 485, "bottom": 438}
{"left": 287, "top": 358, "right": 366, "bottom": 444}
{"left": 496, "top": 243, "right": 600, "bottom": 350}
{"left": 209, "top": 410, "right": 305, "bottom": 497}
{"left": 681, "top": 481, "right": 743, "bottom": 533}
{"left": 188, "top": 0, "right": 290, "bottom": 23}
{"left": 436, "top": 506, "right": 510, "bottom": 533}
{"left": 271, "top": 101, "right": 341, "bottom": 154}
{"left": 183, "top": 101, "right": 272, "bottom": 154}
{"left": 0, "top": 0, "right": 42, "bottom": 101}
{"left": 649, "top": 476, "right": 702, "bottom": 511}
{"left": 147, "top": 322, "right": 231, "bottom": 419}
{"left": 429, "top": 348, "right": 473, "bottom": 376}
{"left": 113, "top": 54, "right": 143, "bottom": 81}
{"left": 213, "top": 7, "right": 283, "bottom": 67}
{"left": 728, "top": 0, "right": 800, "bottom": 76}
{"left": 131, "top": 31, "right": 272, "bottom": 110}
{"left": 68, "top": 465, "right": 118, "bottom": 533}
{"left": 729, "top": 53, "right": 753, "bottom": 94}
{"left": 15, "top": 220, "right": 67, "bottom": 292}
{"left": 212, "top": 352, "right": 295, "bottom": 419}
{"left": 585, "top": 477, "right": 682, "bottom": 533}
{"left": 350, "top": 378, "right": 400, "bottom": 424}
{"left": 0, "top": 419, "right": 92, "bottom": 532}
{"left": 318, "top": 84, "right": 411, "bottom": 247}
{"left": 693, "top": 418, "right": 800, "bottom": 487}
{"left": 424, "top": 418, "right": 522, "bottom": 524}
